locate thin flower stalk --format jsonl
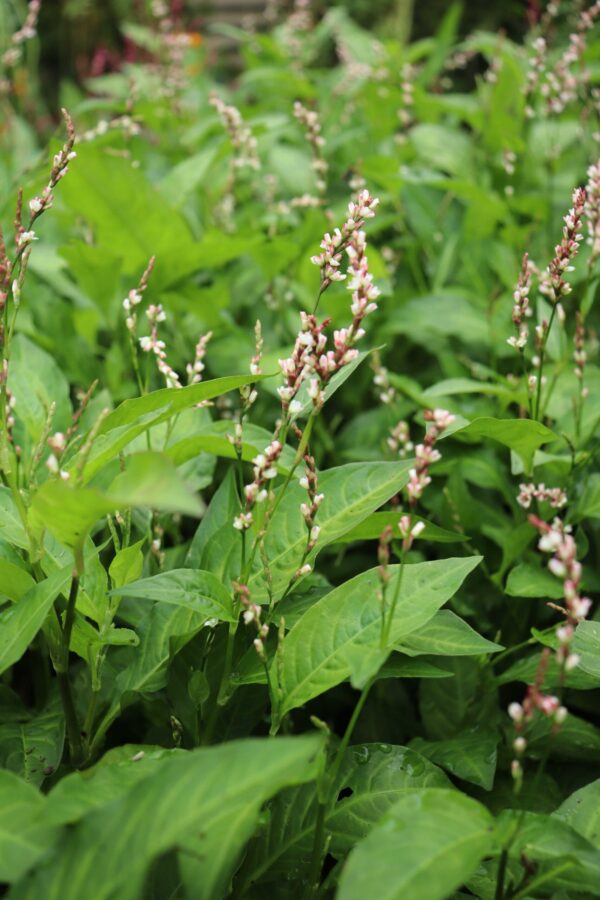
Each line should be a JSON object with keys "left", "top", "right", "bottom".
{"left": 516, "top": 483, "right": 567, "bottom": 509}
{"left": 406, "top": 409, "right": 455, "bottom": 504}
{"left": 210, "top": 94, "right": 260, "bottom": 173}
{"left": 139, "top": 304, "right": 181, "bottom": 389}
{"left": 186, "top": 332, "right": 213, "bottom": 385}
{"left": 573, "top": 311, "right": 588, "bottom": 441}
{"left": 310, "top": 189, "right": 379, "bottom": 297}
{"left": 534, "top": 187, "right": 586, "bottom": 420}
{"left": 1, "top": 0, "right": 41, "bottom": 70}
{"left": 584, "top": 160, "right": 600, "bottom": 265}
{"left": 233, "top": 440, "right": 283, "bottom": 532}
{"left": 293, "top": 101, "right": 328, "bottom": 195}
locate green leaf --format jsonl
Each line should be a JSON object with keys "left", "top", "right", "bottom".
{"left": 91, "top": 603, "right": 219, "bottom": 750}
{"left": 573, "top": 621, "right": 600, "bottom": 679}
{"left": 505, "top": 563, "right": 563, "bottom": 599}
{"left": 111, "top": 569, "right": 235, "bottom": 621}
{"left": 166, "top": 421, "right": 297, "bottom": 474}
{"left": 443, "top": 417, "right": 557, "bottom": 471}
{"left": 0, "top": 488, "right": 29, "bottom": 550}
{"left": 0, "top": 565, "right": 72, "bottom": 675}
{"left": 13, "top": 736, "right": 323, "bottom": 900}
{"left": 249, "top": 461, "right": 415, "bottom": 602}
{"left": 377, "top": 655, "right": 454, "bottom": 680}
{"left": 237, "top": 745, "right": 451, "bottom": 891}
{"left": 0, "top": 559, "right": 35, "bottom": 601}
{"left": 410, "top": 729, "right": 499, "bottom": 790}
{"left": 337, "top": 788, "right": 495, "bottom": 900}
{"left": 0, "top": 693, "right": 64, "bottom": 788}
{"left": 499, "top": 809, "right": 600, "bottom": 895}
{"left": 554, "top": 780, "right": 600, "bottom": 849}
{"left": 419, "top": 658, "right": 496, "bottom": 740}
{"left": 573, "top": 473, "right": 600, "bottom": 521}
{"left": 395, "top": 610, "right": 503, "bottom": 657}
{"left": 279, "top": 557, "right": 481, "bottom": 714}
{"left": 0, "top": 770, "right": 58, "bottom": 884}
{"left": 30, "top": 452, "right": 202, "bottom": 559}
{"left": 70, "top": 375, "right": 266, "bottom": 481}
{"left": 335, "top": 511, "right": 468, "bottom": 544}
{"left": 108, "top": 540, "right": 145, "bottom": 590}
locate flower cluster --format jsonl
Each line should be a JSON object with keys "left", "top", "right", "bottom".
{"left": 524, "top": 37, "right": 547, "bottom": 118}
{"left": 516, "top": 483, "right": 567, "bottom": 510}
{"left": 237, "top": 582, "right": 270, "bottom": 657}
{"left": 406, "top": 409, "right": 455, "bottom": 504}
{"left": 585, "top": 161, "right": 600, "bottom": 263}
{"left": 293, "top": 101, "right": 328, "bottom": 194}
{"left": 398, "top": 515, "right": 425, "bottom": 552}
{"left": 277, "top": 312, "right": 329, "bottom": 415}
{"left": 507, "top": 253, "right": 533, "bottom": 351}
{"left": 388, "top": 420, "right": 413, "bottom": 457}
{"left": 45, "top": 430, "right": 70, "bottom": 481}
{"left": 233, "top": 440, "right": 283, "bottom": 531}
{"left": 210, "top": 94, "right": 260, "bottom": 172}
{"left": 540, "top": 2, "right": 600, "bottom": 115}
{"left": 530, "top": 515, "right": 592, "bottom": 624}
{"left": 310, "top": 190, "right": 379, "bottom": 292}
{"left": 397, "top": 64, "right": 415, "bottom": 130}
{"left": 1, "top": 0, "right": 41, "bottom": 69}
{"left": 186, "top": 332, "right": 212, "bottom": 385}
{"left": 123, "top": 256, "right": 155, "bottom": 335}
{"left": 298, "top": 451, "right": 324, "bottom": 568}
{"left": 540, "top": 187, "right": 585, "bottom": 304}
{"left": 250, "top": 320, "right": 263, "bottom": 377}
{"left": 372, "top": 355, "right": 396, "bottom": 405}
{"left": 139, "top": 304, "right": 181, "bottom": 389}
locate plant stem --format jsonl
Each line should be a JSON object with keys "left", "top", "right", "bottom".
{"left": 304, "top": 678, "right": 374, "bottom": 899}
{"left": 57, "top": 572, "right": 83, "bottom": 765}
{"left": 381, "top": 555, "right": 406, "bottom": 648}
{"left": 533, "top": 303, "right": 557, "bottom": 422}
{"left": 494, "top": 849, "right": 508, "bottom": 900}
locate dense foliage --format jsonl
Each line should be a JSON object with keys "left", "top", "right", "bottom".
{"left": 1, "top": 1, "right": 600, "bottom": 898}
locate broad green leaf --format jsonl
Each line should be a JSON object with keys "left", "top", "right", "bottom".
{"left": 279, "top": 556, "right": 481, "bottom": 714}
{"left": 8, "top": 335, "right": 71, "bottom": 447}
{"left": 108, "top": 540, "right": 145, "bottom": 589}
{"left": 70, "top": 375, "right": 266, "bottom": 481}
{"left": 505, "top": 562, "right": 563, "bottom": 599}
{"left": 13, "top": 736, "right": 323, "bottom": 900}
{"left": 378, "top": 655, "right": 454, "bottom": 680}
{"left": 249, "top": 461, "right": 415, "bottom": 602}
{"left": 443, "top": 417, "right": 557, "bottom": 471}
{"left": 337, "top": 788, "right": 495, "bottom": 900}
{"left": 573, "top": 472, "right": 600, "bottom": 521}
{"left": 0, "top": 693, "right": 64, "bottom": 788}
{"left": 0, "top": 770, "right": 58, "bottom": 884}
{"left": 237, "top": 745, "right": 450, "bottom": 891}
{"left": 498, "top": 809, "right": 600, "bottom": 895}
{"left": 91, "top": 603, "right": 218, "bottom": 750}
{"left": 45, "top": 745, "right": 180, "bottom": 826}
{"left": 419, "top": 658, "right": 497, "bottom": 740}
{"left": 335, "top": 511, "right": 468, "bottom": 544}
{"left": 573, "top": 621, "right": 600, "bottom": 679}
{"left": 0, "top": 559, "right": 35, "bottom": 601}
{"left": 0, "top": 488, "right": 29, "bottom": 550}
{"left": 186, "top": 467, "right": 239, "bottom": 569}
{"left": 167, "top": 421, "right": 297, "bottom": 473}
{"left": 0, "top": 565, "right": 72, "bottom": 675}
{"left": 496, "top": 649, "right": 599, "bottom": 692}
{"left": 410, "top": 729, "right": 499, "bottom": 789}
{"left": 525, "top": 712, "right": 600, "bottom": 763}
{"left": 30, "top": 452, "right": 202, "bottom": 559}
{"left": 111, "top": 569, "right": 235, "bottom": 620}
{"left": 395, "top": 610, "right": 503, "bottom": 657}
{"left": 554, "top": 780, "right": 600, "bottom": 849}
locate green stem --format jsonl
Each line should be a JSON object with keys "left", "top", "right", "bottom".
{"left": 304, "top": 678, "right": 374, "bottom": 899}
{"left": 56, "top": 573, "right": 83, "bottom": 765}
{"left": 381, "top": 554, "right": 406, "bottom": 648}
{"left": 533, "top": 303, "right": 558, "bottom": 422}
{"left": 494, "top": 850, "right": 508, "bottom": 900}
{"left": 508, "top": 862, "right": 572, "bottom": 900}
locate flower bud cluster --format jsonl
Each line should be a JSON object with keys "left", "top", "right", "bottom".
{"left": 233, "top": 441, "right": 283, "bottom": 531}
{"left": 250, "top": 320, "right": 263, "bottom": 377}
{"left": 585, "top": 161, "right": 600, "bottom": 263}
{"left": 139, "top": 304, "right": 181, "bottom": 389}
{"left": 186, "top": 331, "right": 212, "bottom": 385}
{"left": 540, "top": 187, "right": 585, "bottom": 302}
{"left": 293, "top": 101, "right": 328, "bottom": 194}
{"left": 529, "top": 514, "right": 592, "bottom": 624}
{"left": 406, "top": 409, "right": 455, "bottom": 504}
{"left": 398, "top": 514, "right": 425, "bottom": 552}
{"left": 539, "top": 3, "right": 600, "bottom": 115}
{"left": 397, "top": 64, "right": 415, "bottom": 129}
{"left": 237, "top": 582, "right": 270, "bottom": 657}
{"left": 507, "top": 253, "right": 533, "bottom": 351}
{"left": 299, "top": 451, "right": 324, "bottom": 555}
{"left": 516, "top": 483, "right": 567, "bottom": 510}
{"left": 388, "top": 420, "right": 414, "bottom": 457}
{"left": 573, "top": 311, "right": 587, "bottom": 396}
{"left": 45, "top": 430, "right": 70, "bottom": 481}
{"left": 123, "top": 256, "right": 155, "bottom": 335}
{"left": 372, "top": 360, "right": 396, "bottom": 405}
{"left": 1, "top": 0, "right": 41, "bottom": 69}
{"left": 310, "top": 190, "right": 379, "bottom": 293}
{"left": 210, "top": 94, "right": 260, "bottom": 172}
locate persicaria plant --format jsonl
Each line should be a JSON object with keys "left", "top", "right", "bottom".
{"left": 1, "top": 2, "right": 600, "bottom": 899}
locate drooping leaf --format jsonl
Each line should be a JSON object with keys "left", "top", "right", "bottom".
{"left": 443, "top": 416, "right": 557, "bottom": 471}
{"left": 279, "top": 557, "right": 481, "bottom": 714}
{"left": 554, "top": 780, "right": 600, "bottom": 849}
{"left": 0, "top": 693, "right": 64, "bottom": 788}
{"left": 111, "top": 569, "right": 235, "bottom": 620}
{"left": 12, "top": 736, "right": 323, "bottom": 900}
{"left": 335, "top": 511, "right": 468, "bottom": 544}
{"left": 337, "top": 788, "right": 495, "bottom": 900}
